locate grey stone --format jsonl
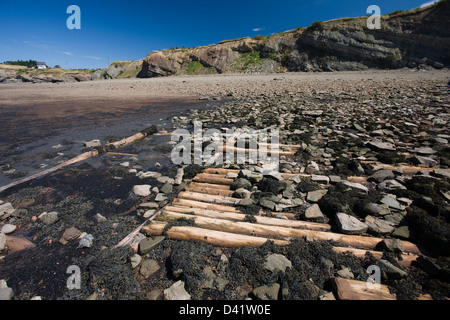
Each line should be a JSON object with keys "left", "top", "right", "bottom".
{"left": 329, "top": 175, "right": 342, "bottom": 184}
{"left": 392, "top": 226, "right": 411, "bottom": 240}
{"left": 378, "top": 259, "right": 408, "bottom": 280}
{"left": 0, "top": 203, "right": 15, "bottom": 217}
{"left": 363, "top": 203, "right": 390, "bottom": 216}
{"left": 432, "top": 169, "right": 450, "bottom": 180}
{"left": 253, "top": 283, "right": 280, "bottom": 300}
{"left": 365, "top": 216, "right": 395, "bottom": 236}
{"left": 263, "top": 171, "right": 283, "bottom": 181}
{"left": 0, "top": 232, "right": 6, "bottom": 252}
{"left": 155, "top": 193, "right": 167, "bottom": 202}
{"left": 337, "top": 267, "right": 354, "bottom": 279}
{"left": 160, "top": 183, "right": 173, "bottom": 194}
{"left": 93, "top": 213, "right": 107, "bottom": 223}
{"left": 311, "top": 174, "right": 330, "bottom": 185}
{"left": 140, "top": 259, "right": 160, "bottom": 278}
{"left": 378, "top": 180, "right": 406, "bottom": 191}
{"left": 157, "top": 176, "right": 175, "bottom": 184}
{"left": 415, "top": 147, "right": 437, "bottom": 155}
{"left": 264, "top": 254, "right": 292, "bottom": 273}
{"left": 336, "top": 213, "right": 368, "bottom": 235}
{"left": 133, "top": 185, "right": 152, "bottom": 197}
{"left": 282, "top": 184, "right": 295, "bottom": 199}
{"left": 84, "top": 139, "right": 101, "bottom": 148}
{"left": 379, "top": 238, "right": 405, "bottom": 254}
{"left": 164, "top": 280, "right": 191, "bottom": 300}
{"left": 139, "top": 236, "right": 165, "bottom": 255}
{"left": 380, "top": 195, "right": 403, "bottom": 210}
{"left": 139, "top": 171, "right": 162, "bottom": 179}
{"left": 1, "top": 224, "right": 16, "bottom": 234}
{"left": 367, "top": 141, "right": 396, "bottom": 151}
{"left": 231, "top": 178, "right": 252, "bottom": 190}
{"left": 39, "top": 211, "right": 59, "bottom": 225}
{"left": 369, "top": 170, "right": 395, "bottom": 183}
{"left": 259, "top": 199, "right": 276, "bottom": 211}
{"left": 0, "top": 287, "right": 14, "bottom": 300}
{"left": 143, "top": 210, "right": 157, "bottom": 218}
{"left": 341, "top": 180, "right": 369, "bottom": 193}
{"left": 139, "top": 202, "right": 159, "bottom": 209}
{"left": 304, "top": 204, "right": 325, "bottom": 221}
{"left": 234, "top": 188, "right": 252, "bottom": 199}
{"left": 410, "top": 155, "right": 438, "bottom": 167}
{"left": 237, "top": 198, "right": 255, "bottom": 206}
{"left": 307, "top": 189, "right": 328, "bottom": 202}
{"left": 174, "top": 168, "right": 184, "bottom": 185}
{"left": 242, "top": 170, "right": 263, "bottom": 183}
{"left": 130, "top": 254, "right": 142, "bottom": 269}
{"left": 305, "top": 161, "right": 320, "bottom": 174}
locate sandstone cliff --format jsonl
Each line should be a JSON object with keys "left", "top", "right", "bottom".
{"left": 135, "top": 1, "right": 449, "bottom": 77}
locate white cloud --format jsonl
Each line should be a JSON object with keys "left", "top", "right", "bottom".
{"left": 252, "top": 27, "right": 264, "bottom": 32}
{"left": 63, "top": 51, "right": 74, "bottom": 56}
{"left": 83, "top": 55, "right": 102, "bottom": 60}
{"left": 420, "top": 0, "right": 439, "bottom": 8}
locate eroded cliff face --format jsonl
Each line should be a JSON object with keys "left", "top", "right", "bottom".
{"left": 135, "top": 1, "right": 449, "bottom": 77}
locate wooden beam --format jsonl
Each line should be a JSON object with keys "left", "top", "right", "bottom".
{"left": 185, "top": 185, "right": 235, "bottom": 197}
{"left": 188, "top": 182, "right": 231, "bottom": 191}
{"left": 172, "top": 198, "right": 241, "bottom": 213}
{"left": 193, "top": 173, "right": 234, "bottom": 185}
{"left": 331, "top": 277, "right": 397, "bottom": 300}
{"left": 156, "top": 211, "right": 422, "bottom": 255}
{"left": 178, "top": 191, "right": 238, "bottom": 206}
{"left": 141, "top": 221, "right": 290, "bottom": 247}
{"left": 163, "top": 206, "right": 332, "bottom": 232}
{"left": 332, "top": 247, "right": 419, "bottom": 268}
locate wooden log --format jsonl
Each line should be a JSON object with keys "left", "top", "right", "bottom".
{"left": 172, "top": 198, "right": 241, "bottom": 213}
{"left": 163, "top": 206, "right": 332, "bottom": 231}
{"left": 0, "top": 150, "right": 98, "bottom": 193}
{"left": 188, "top": 182, "right": 231, "bottom": 190}
{"left": 331, "top": 277, "right": 397, "bottom": 300}
{"left": 185, "top": 185, "right": 235, "bottom": 197}
{"left": 218, "top": 146, "right": 296, "bottom": 156}
{"left": 193, "top": 173, "right": 234, "bottom": 185}
{"left": 204, "top": 168, "right": 240, "bottom": 175}
{"left": 0, "top": 127, "right": 156, "bottom": 194}
{"left": 361, "top": 161, "right": 433, "bottom": 175}
{"left": 332, "top": 247, "right": 419, "bottom": 268}
{"left": 178, "top": 191, "right": 238, "bottom": 206}
{"left": 157, "top": 211, "right": 422, "bottom": 255}
{"left": 141, "top": 221, "right": 290, "bottom": 247}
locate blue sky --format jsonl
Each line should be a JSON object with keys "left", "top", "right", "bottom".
{"left": 0, "top": 0, "right": 440, "bottom": 69}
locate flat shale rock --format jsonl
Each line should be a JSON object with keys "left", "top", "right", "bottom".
{"left": 336, "top": 213, "right": 368, "bottom": 235}
{"left": 364, "top": 216, "right": 395, "bottom": 236}
{"left": 164, "top": 280, "right": 191, "bottom": 300}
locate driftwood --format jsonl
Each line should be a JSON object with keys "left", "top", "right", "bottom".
{"left": 156, "top": 211, "right": 422, "bottom": 255}
{"left": 193, "top": 173, "right": 234, "bottom": 185}
{"left": 185, "top": 185, "right": 235, "bottom": 197}
{"left": 331, "top": 277, "right": 397, "bottom": 300}
{"left": 332, "top": 247, "right": 418, "bottom": 268}
{"left": 142, "top": 221, "right": 289, "bottom": 247}
{"left": 163, "top": 206, "right": 332, "bottom": 231}
{"left": 0, "top": 127, "right": 156, "bottom": 194}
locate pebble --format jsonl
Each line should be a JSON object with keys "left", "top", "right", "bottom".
{"left": 133, "top": 185, "right": 152, "bottom": 197}
{"left": 264, "top": 254, "right": 292, "bottom": 273}
{"left": 38, "top": 211, "right": 59, "bottom": 225}
{"left": 0, "top": 233, "right": 6, "bottom": 252}
{"left": 164, "top": 280, "right": 191, "bottom": 300}
{"left": 1, "top": 224, "right": 16, "bottom": 235}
